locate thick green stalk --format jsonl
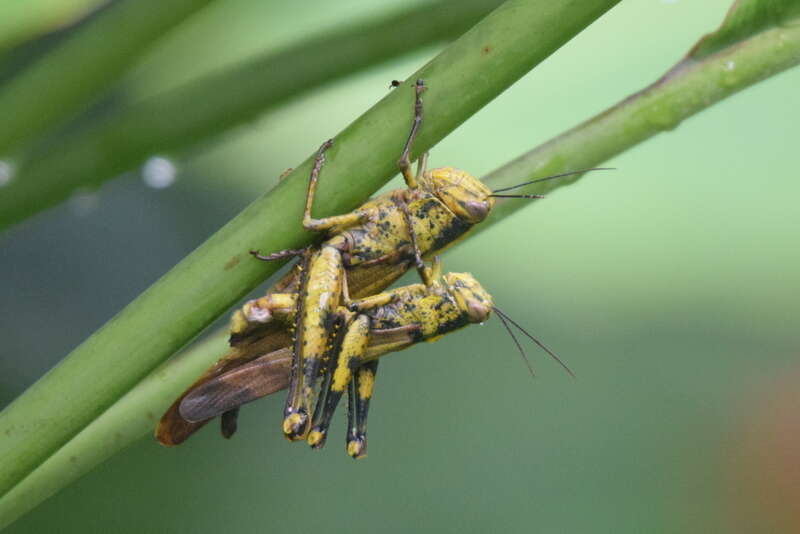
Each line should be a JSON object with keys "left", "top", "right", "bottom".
{"left": 2, "top": 3, "right": 799, "bottom": 528}
{"left": 0, "top": 0, "right": 216, "bottom": 156}
{"left": 0, "top": 0, "right": 506, "bottom": 231}
{"left": 0, "top": 0, "right": 619, "bottom": 503}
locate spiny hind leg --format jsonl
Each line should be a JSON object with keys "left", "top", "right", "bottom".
{"left": 306, "top": 311, "right": 350, "bottom": 449}
{"left": 346, "top": 360, "right": 379, "bottom": 459}
{"left": 283, "top": 247, "right": 344, "bottom": 440}
{"left": 307, "top": 313, "right": 370, "bottom": 450}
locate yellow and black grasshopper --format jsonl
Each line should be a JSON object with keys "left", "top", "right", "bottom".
{"left": 237, "top": 80, "right": 592, "bottom": 441}
{"left": 156, "top": 79, "right": 599, "bottom": 446}
{"left": 174, "top": 256, "right": 568, "bottom": 458}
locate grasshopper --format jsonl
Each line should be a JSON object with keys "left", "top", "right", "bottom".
{"left": 239, "top": 80, "right": 593, "bottom": 440}
{"left": 172, "top": 257, "right": 568, "bottom": 458}
{"left": 156, "top": 79, "right": 601, "bottom": 446}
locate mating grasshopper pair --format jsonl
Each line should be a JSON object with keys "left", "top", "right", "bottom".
{"left": 185, "top": 255, "right": 497, "bottom": 457}
{"left": 157, "top": 80, "right": 575, "bottom": 456}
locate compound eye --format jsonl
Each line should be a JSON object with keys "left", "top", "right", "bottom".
{"left": 465, "top": 298, "right": 492, "bottom": 323}
{"left": 460, "top": 200, "right": 490, "bottom": 223}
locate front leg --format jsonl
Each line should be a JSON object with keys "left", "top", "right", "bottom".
{"left": 301, "top": 139, "right": 368, "bottom": 232}
{"left": 397, "top": 79, "right": 427, "bottom": 189}
{"left": 395, "top": 192, "right": 434, "bottom": 286}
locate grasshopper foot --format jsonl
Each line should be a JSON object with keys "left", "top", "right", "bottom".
{"left": 307, "top": 427, "right": 329, "bottom": 449}
{"left": 346, "top": 436, "right": 367, "bottom": 459}
{"left": 282, "top": 410, "right": 309, "bottom": 441}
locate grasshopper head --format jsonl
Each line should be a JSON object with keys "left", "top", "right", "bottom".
{"left": 422, "top": 167, "right": 495, "bottom": 224}
{"left": 444, "top": 272, "right": 493, "bottom": 323}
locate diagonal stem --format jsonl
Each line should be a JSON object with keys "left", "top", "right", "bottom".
{"left": 0, "top": 0, "right": 620, "bottom": 508}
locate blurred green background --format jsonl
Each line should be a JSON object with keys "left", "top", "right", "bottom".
{"left": 3, "top": 0, "right": 800, "bottom": 532}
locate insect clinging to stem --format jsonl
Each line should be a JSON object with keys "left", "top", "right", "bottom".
{"left": 157, "top": 78, "right": 604, "bottom": 447}
{"left": 239, "top": 79, "right": 602, "bottom": 441}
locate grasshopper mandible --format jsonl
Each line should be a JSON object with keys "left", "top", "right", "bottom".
{"left": 173, "top": 257, "right": 568, "bottom": 458}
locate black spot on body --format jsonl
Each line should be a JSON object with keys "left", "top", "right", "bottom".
{"left": 416, "top": 198, "right": 440, "bottom": 218}
{"left": 432, "top": 218, "right": 472, "bottom": 251}
{"left": 434, "top": 314, "right": 470, "bottom": 337}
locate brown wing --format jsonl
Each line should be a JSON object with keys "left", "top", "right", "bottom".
{"left": 157, "top": 257, "right": 415, "bottom": 445}
{"left": 156, "top": 323, "right": 422, "bottom": 445}
{"left": 182, "top": 325, "right": 422, "bottom": 422}
{"left": 347, "top": 261, "right": 410, "bottom": 299}
{"left": 156, "top": 259, "right": 311, "bottom": 445}
{"left": 155, "top": 324, "right": 292, "bottom": 446}
{"left": 180, "top": 348, "right": 292, "bottom": 422}
{"left": 181, "top": 324, "right": 422, "bottom": 421}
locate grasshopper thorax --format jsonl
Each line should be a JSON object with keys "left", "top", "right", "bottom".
{"left": 443, "top": 272, "right": 493, "bottom": 324}
{"left": 421, "top": 167, "right": 495, "bottom": 224}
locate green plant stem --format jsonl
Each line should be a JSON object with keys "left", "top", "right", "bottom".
{"left": 0, "top": 333, "right": 228, "bottom": 531}
{"left": 0, "top": 0, "right": 507, "bottom": 231}
{"left": 0, "top": 0, "right": 216, "bottom": 157}
{"left": 0, "top": 0, "right": 106, "bottom": 54}
{"left": 481, "top": 13, "right": 800, "bottom": 212}
{"left": 2, "top": 5, "right": 800, "bottom": 528}
{"left": 0, "top": 0, "right": 619, "bottom": 503}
